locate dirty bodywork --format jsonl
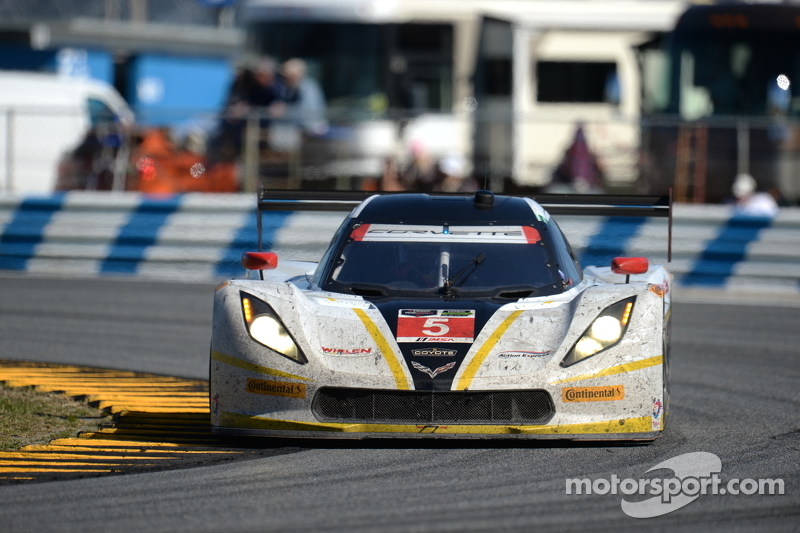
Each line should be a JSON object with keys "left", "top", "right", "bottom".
{"left": 210, "top": 192, "right": 672, "bottom": 439}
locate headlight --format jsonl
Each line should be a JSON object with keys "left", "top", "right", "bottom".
{"left": 240, "top": 292, "right": 305, "bottom": 364}
{"left": 561, "top": 296, "right": 636, "bottom": 367}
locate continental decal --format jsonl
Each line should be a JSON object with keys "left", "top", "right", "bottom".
{"left": 648, "top": 284, "right": 665, "bottom": 298}
{"left": 246, "top": 378, "right": 306, "bottom": 399}
{"left": 562, "top": 385, "right": 624, "bottom": 402}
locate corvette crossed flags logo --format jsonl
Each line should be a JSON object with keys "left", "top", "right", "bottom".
{"left": 411, "top": 361, "right": 456, "bottom": 378}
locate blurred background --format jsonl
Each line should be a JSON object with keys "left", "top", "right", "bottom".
{"left": 0, "top": 0, "right": 798, "bottom": 206}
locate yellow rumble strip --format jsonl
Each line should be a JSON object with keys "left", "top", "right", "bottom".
{"left": 0, "top": 361, "right": 271, "bottom": 484}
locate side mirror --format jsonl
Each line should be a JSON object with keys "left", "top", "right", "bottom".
{"left": 611, "top": 257, "right": 649, "bottom": 281}
{"left": 241, "top": 251, "right": 278, "bottom": 270}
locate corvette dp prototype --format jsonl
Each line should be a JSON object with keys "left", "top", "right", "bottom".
{"left": 210, "top": 191, "right": 671, "bottom": 439}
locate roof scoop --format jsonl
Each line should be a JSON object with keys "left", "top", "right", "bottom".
{"left": 474, "top": 190, "right": 494, "bottom": 208}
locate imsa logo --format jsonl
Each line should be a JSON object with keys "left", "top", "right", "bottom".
{"left": 411, "top": 348, "right": 458, "bottom": 357}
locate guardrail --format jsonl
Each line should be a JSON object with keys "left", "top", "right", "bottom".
{"left": 1, "top": 192, "right": 798, "bottom": 294}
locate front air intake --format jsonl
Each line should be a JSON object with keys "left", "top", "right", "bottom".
{"left": 312, "top": 388, "right": 554, "bottom": 425}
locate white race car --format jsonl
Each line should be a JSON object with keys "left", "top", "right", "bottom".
{"left": 210, "top": 191, "right": 672, "bottom": 439}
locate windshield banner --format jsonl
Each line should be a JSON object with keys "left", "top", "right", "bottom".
{"left": 351, "top": 224, "right": 540, "bottom": 243}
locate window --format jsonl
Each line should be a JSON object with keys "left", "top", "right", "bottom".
{"left": 484, "top": 58, "right": 512, "bottom": 96}
{"left": 87, "top": 98, "right": 118, "bottom": 125}
{"left": 536, "top": 61, "right": 618, "bottom": 103}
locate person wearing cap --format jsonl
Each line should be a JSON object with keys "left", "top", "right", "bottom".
{"left": 275, "top": 58, "right": 328, "bottom": 137}
{"left": 434, "top": 154, "right": 478, "bottom": 193}
{"left": 732, "top": 173, "right": 778, "bottom": 217}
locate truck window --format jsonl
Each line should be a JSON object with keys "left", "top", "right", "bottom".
{"left": 536, "top": 61, "right": 618, "bottom": 104}
{"left": 87, "top": 98, "right": 118, "bottom": 126}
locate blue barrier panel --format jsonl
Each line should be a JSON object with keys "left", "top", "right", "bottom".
{"left": 99, "top": 196, "right": 183, "bottom": 274}
{"left": 0, "top": 195, "right": 65, "bottom": 270}
{"left": 682, "top": 215, "right": 773, "bottom": 286}
{"left": 214, "top": 211, "right": 293, "bottom": 278}
{"left": 579, "top": 217, "right": 647, "bottom": 269}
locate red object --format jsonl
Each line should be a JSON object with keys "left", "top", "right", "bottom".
{"left": 396, "top": 310, "right": 476, "bottom": 343}
{"left": 241, "top": 252, "right": 278, "bottom": 270}
{"left": 522, "top": 226, "right": 542, "bottom": 244}
{"left": 611, "top": 257, "right": 649, "bottom": 275}
{"left": 350, "top": 224, "right": 371, "bottom": 241}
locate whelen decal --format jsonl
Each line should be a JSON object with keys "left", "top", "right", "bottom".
{"left": 321, "top": 347, "right": 372, "bottom": 355}
{"left": 411, "top": 348, "right": 458, "bottom": 357}
{"left": 355, "top": 225, "right": 540, "bottom": 243}
{"left": 246, "top": 378, "right": 306, "bottom": 399}
{"left": 561, "top": 385, "right": 624, "bottom": 402}
{"left": 411, "top": 361, "right": 456, "bottom": 378}
{"left": 397, "top": 309, "right": 475, "bottom": 343}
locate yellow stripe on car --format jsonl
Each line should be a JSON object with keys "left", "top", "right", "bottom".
{"left": 211, "top": 350, "right": 312, "bottom": 381}
{"left": 353, "top": 308, "right": 410, "bottom": 390}
{"left": 550, "top": 355, "right": 663, "bottom": 385}
{"left": 455, "top": 310, "right": 524, "bottom": 390}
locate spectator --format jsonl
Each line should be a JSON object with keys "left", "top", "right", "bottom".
{"left": 732, "top": 173, "right": 778, "bottom": 217}
{"left": 210, "top": 57, "right": 279, "bottom": 161}
{"left": 399, "top": 140, "right": 438, "bottom": 191}
{"left": 379, "top": 156, "right": 404, "bottom": 191}
{"left": 550, "top": 123, "right": 605, "bottom": 193}
{"left": 434, "top": 154, "right": 478, "bottom": 192}
{"left": 276, "top": 58, "right": 328, "bottom": 136}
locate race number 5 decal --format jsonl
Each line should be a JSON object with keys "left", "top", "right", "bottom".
{"left": 422, "top": 318, "right": 449, "bottom": 336}
{"left": 397, "top": 310, "right": 475, "bottom": 343}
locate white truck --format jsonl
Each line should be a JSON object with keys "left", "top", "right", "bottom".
{"left": 0, "top": 72, "right": 134, "bottom": 193}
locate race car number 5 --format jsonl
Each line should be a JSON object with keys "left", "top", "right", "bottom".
{"left": 396, "top": 309, "right": 476, "bottom": 343}
{"left": 422, "top": 318, "right": 450, "bottom": 336}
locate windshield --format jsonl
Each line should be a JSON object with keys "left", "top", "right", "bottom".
{"left": 323, "top": 223, "right": 564, "bottom": 298}
{"left": 659, "top": 31, "right": 800, "bottom": 119}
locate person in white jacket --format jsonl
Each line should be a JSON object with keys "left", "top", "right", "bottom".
{"left": 732, "top": 173, "right": 778, "bottom": 217}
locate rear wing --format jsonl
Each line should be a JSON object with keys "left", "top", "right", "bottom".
{"left": 257, "top": 189, "right": 673, "bottom": 261}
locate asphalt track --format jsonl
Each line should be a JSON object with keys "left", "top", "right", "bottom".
{"left": 0, "top": 274, "right": 798, "bottom": 532}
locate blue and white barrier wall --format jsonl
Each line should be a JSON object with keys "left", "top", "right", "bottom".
{"left": 1, "top": 192, "right": 799, "bottom": 293}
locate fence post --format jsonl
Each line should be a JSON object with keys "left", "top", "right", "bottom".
{"left": 737, "top": 119, "right": 749, "bottom": 176}
{"left": 243, "top": 112, "right": 260, "bottom": 193}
